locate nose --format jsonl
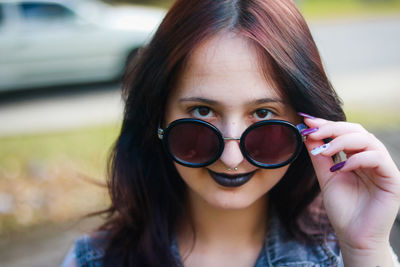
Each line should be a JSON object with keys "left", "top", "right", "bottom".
{"left": 219, "top": 125, "right": 245, "bottom": 169}
{"left": 219, "top": 139, "right": 244, "bottom": 169}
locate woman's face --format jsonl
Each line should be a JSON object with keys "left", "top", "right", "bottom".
{"left": 164, "top": 33, "right": 299, "bottom": 210}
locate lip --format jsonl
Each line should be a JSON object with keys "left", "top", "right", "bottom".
{"left": 207, "top": 170, "right": 257, "bottom": 188}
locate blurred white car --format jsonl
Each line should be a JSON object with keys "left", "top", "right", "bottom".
{"left": 0, "top": 0, "right": 165, "bottom": 91}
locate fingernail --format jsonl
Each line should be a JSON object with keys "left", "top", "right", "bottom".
{"left": 301, "top": 127, "right": 318, "bottom": 136}
{"left": 296, "top": 123, "right": 307, "bottom": 131}
{"left": 298, "top": 112, "right": 316, "bottom": 119}
{"left": 311, "top": 143, "right": 330, "bottom": 155}
{"left": 330, "top": 161, "right": 346, "bottom": 172}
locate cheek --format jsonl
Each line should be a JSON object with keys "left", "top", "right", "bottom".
{"left": 256, "top": 165, "right": 290, "bottom": 191}
{"left": 174, "top": 164, "right": 201, "bottom": 185}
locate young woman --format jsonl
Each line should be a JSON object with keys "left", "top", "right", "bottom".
{"left": 62, "top": 0, "right": 400, "bottom": 266}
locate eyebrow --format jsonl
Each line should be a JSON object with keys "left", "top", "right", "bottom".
{"left": 250, "top": 98, "right": 284, "bottom": 105}
{"left": 179, "top": 97, "right": 220, "bottom": 105}
{"left": 179, "top": 97, "right": 284, "bottom": 106}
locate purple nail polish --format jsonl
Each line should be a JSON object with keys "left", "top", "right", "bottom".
{"left": 330, "top": 161, "right": 346, "bottom": 172}
{"left": 298, "top": 112, "right": 316, "bottom": 119}
{"left": 301, "top": 127, "right": 318, "bottom": 135}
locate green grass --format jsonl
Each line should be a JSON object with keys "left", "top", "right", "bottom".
{"left": 298, "top": 0, "right": 400, "bottom": 21}
{"left": 0, "top": 124, "right": 120, "bottom": 233}
{"left": 111, "top": 0, "right": 400, "bottom": 19}
{"left": 299, "top": 0, "right": 400, "bottom": 20}
{"left": 344, "top": 107, "right": 400, "bottom": 131}
{"left": 107, "top": 0, "right": 174, "bottom": 8}
{"left": 0, "top": 124, "right": 120, "bottom": 181}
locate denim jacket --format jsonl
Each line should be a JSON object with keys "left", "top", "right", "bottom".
{"left": 62, "top": 215, "right": 344, "bottom": 267}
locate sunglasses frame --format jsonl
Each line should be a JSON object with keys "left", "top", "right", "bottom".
{"left": 158, "top": 118, "right": 303, "bottom": 169}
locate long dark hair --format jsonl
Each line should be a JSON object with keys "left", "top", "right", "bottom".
{"left": 100, "top": 0, "right": 345, "bottom": 265}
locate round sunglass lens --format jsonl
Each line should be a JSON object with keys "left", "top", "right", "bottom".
{"left": 244, "top": 124, "right": 298, "bottom": 165}
{"left": 167, "top": 122, "right": 220, "bottom": 165}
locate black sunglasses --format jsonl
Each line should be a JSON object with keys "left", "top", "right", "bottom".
{"left": 158, "top": 118, "right": 304, "bottom": 169}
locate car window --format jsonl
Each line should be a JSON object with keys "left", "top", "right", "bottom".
{"left": 20, "top": 3, "right": 75, "bottom": 23}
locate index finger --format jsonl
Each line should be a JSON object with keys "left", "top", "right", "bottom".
{"left": 303, "top": 118, "right": 368, "bottom": 141}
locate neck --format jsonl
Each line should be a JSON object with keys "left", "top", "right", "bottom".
{"left": 177, "top": 190, "right": 268, "bottom": 251}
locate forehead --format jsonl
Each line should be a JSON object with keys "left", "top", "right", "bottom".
{"left": 172, "top": 32, "right": 282, "bottom": 102}
{"left": 188, "top": 33, "right": 259, "bottom": 76}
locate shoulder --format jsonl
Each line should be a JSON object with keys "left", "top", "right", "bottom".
{"left": 63, "top": 231, "right": 108, "bottom": 267}
{"left": 75, "top": 232, "right": 107, "bottom": 266}
{"left": 256, "top": 215, "right": 343, "bottom": 267}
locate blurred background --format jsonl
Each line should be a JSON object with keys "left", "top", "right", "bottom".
{"left": 0, "top": 0, "right": 399, "bottom": 266}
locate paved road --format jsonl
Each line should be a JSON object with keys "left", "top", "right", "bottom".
{"left": 0, "top": 218, "right": 102, "bottom": 267}
{"left": 0, "top": 16, "right": 399, "bottom": 266}
{"left": 311, "top": 16, "right": 400, "bottom": 111}
{"left": 0, "top": 83, "right": 123, "bottom": 137}
{"left": 311, "top": 16, "right": 400, "bottom": 76}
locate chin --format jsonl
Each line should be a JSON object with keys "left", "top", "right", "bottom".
{"left": 209, "top": 193, "right": 266, "bottom": 210}
{"left": 198, "top": 181, "right": 270, "bottom": 211}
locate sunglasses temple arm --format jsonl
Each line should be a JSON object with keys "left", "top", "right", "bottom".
{"left": 296, "top": 123, "right": 308, "bottom": 142}
{"left": 158, "top": 128, "right": 164, "bottom": 139}
{"left": 296, "top": 123, "right": 307, "bottom": 131}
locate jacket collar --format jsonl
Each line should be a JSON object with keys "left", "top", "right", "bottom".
{"left": 171, "top": 214, "right": 343, "bottom": 266}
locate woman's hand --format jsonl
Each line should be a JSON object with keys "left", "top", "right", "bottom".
{"left": 300, "top": 114, "right": 400, "bottom": 266}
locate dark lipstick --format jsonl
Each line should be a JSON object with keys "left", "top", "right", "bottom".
{"left": 207, "top": 170, "right": 256, "bottom": 187}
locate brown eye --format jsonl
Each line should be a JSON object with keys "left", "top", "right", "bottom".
{"left": 193, "top": 107, "right": 214, "bottom": 118}
{"left": 254, "top": 109, "right": 272, "bottom": 120}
